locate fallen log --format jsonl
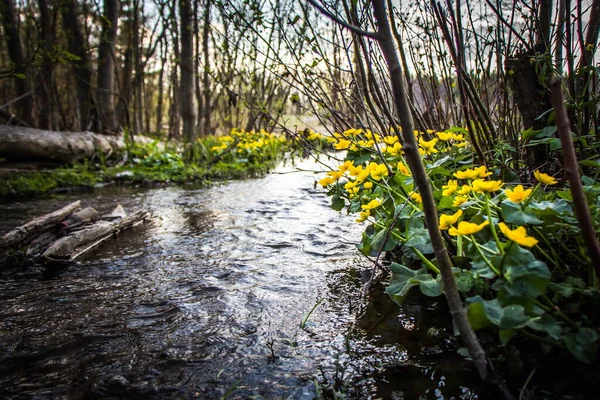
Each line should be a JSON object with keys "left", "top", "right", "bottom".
{"left": 42, "top": 209, "right": 150, "bottom": 260}
{"left": 0, "top": 125, "right": 125, "bottom": 164}
{"left": 0, "top": 200, "right": 81, "bottom": 252}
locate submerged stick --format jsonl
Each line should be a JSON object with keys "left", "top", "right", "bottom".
{"left": 0, "top": 200, "right": 81, "bottom": 253}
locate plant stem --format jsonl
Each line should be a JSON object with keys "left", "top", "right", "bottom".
{"left": 485, "top": 193, "right": 502, "bottom": 249}
{"left": 411, "top": 247, "right": 441, "bottom": 274}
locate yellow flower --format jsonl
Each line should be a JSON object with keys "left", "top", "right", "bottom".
{"left": 386, "top": 142, "right": 404, "bottom": 156}
{"left": 472, "top": 179, "right": 504, "bottom": 193}
{"left": 356, "top": 169, "right": 370, "bottom": 184}
{"left": 439, "top": 210, "right": 463, "bottom": 230}
{"left": 454, "top": 166, "right": 492, "bottom": 180}
{"left": 474, "top": 166, "right": 493, "bottom": 178}
{"left": 358, "top": 139, "right": 375, "bottom": 148}
{"left": 442, "top": 179, "right": 459, "bottom": 196}
{"left": 419, "top": 137, "right": 439, "bottom": 155}
{"left": 504, "top": 185, "right": 532, "bottom": 203}
{"left": 370, "top": 164, "right": 389, "bottom": 181}
{"left": 453, "top": 196, "right": 468, "bottom": 207}
{"left": 457, "top": 185, "right": 471, "bottom": 195}
{"left": 344, "top": 180, "right": 357, "bottom": 190}
{"left": 328, "top": 170, "right": 344, "bottom": 180}
{"left": 436, "top": 131, "right": 453, "bottom": 141}
{"left": 383, "top": 135, "right": 398, "bottom": 145}
{"left": 356, "top": 210, "right": 370, "bottom": 223}
{"left": 448, "top": 220, "right": 490, "bottom": 236}
{"left": 452, "top": 133, "right": 465, "bottom": 141}
{"left": 397, "top": 162, "right": 411, "bottom": 176}
{"left": 343, "top": 128, "right": 362, "bottom": 136}
{"left": 318, "top": 176, "right": 336, "bottom": 187}
{"left": 410, "top": 192, "right": 422, "bottom": 203}
{"left": 361, "top": 199, "right": 382, "bottom": 211}
{"left": 454, "top": 142, "right": 468, "bottom": 148}
{"left": 454, "top": 168, "right": 478, "bottom": 180}
{"left": 348, "top": 164, "right": 363, "bottom": 177}
{"left": 334, "top": 139, "right": 352, "bottom": 150}
{"left": 363, "top": 181, "right": 373, "bottom": 189}
{"left": 338, "top": 161, "right": 353, "bottom": 172}
{"left": 498, "top": 222, "right": 538, "bottom": 248}
{"left": 534, "top": 170, "right": 558, "bottom": 185}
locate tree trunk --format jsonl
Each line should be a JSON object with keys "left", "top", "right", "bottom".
{"left": 506, "top": 48, "right": 551, "bottom": 166}
{"left": 61, "top": 0, "right": 93, "bottom": 131}
{"left": 37, "top": 0, "right": 55, "bottom": 130}
{"left": 201, "top": 0, "right": 211, "bottom": 136}
{"left": 179, "top": 0, "right": 197, "bottom": 143}
{"left": 156, "top": 37, "right": 166, "bottom": 134}
{"left": 97, "top": 0, "right": 119, "bottom": 134}
{"left": 0, "top": 125, "right": 124, "bottom": 164}
{"left": 0, "top": 0, "right": 33, "bottom": 126}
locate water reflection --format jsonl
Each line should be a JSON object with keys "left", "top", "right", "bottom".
{"left": 0, "top": 158, "right": 483, "bottom": 398}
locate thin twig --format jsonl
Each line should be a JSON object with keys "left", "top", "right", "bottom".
{"left": 306, "top": 0, "right": 380, "bottom": 39}
{"left": 550, "top": 78, "right": 600, "bottom": 278}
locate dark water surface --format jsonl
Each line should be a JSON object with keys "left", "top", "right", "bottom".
{"left": 0, "top": 158, "right": 483, "bottom": 399}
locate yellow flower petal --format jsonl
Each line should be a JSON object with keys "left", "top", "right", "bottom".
{"left": 498, "top": 222, "right": 539, "bottom": 247}
{"left": 534, "top": 170, "right": 558, "bottom": 185}
{"left": 442, "top": 179, "right": 459, "bottom": 196}
{"left": 361, "top": 199, "right": 382, "bottom": 211}
{"left": 472, "top": 179, "right": 504, "bottom": 193}
{"left": 439, "top": 210, "right": 463, "bottom": 230}
{"left": 448, "top": 220, "right": 490, "bottom": 236}
{"left": 452, "top": 196, "right": 468, "bottom": 207}
{"left": 504, "top": 185, "right": 532, "bottom": 203}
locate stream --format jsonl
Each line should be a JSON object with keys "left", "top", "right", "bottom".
{"left": 0, "top": 157, "right": 484, "bottom": 399}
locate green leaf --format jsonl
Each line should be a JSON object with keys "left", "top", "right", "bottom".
{"left": 499, "top": 329, "right": 516, "bottom": 345}
{"left": 469, "top": 240, "right": 500, "bottom": 279}
{"left": 331, "top": 196, "right": 345, "bottom": 211}
{"left": 501, "top": 200, "right": 543, "bottom": 225}
{"left": 418, "top": 274, "right": 442, "bottom": 297}
{"left": 386, "top": 263, "right": 441, "bottom": 305}
{"left": 437, "top": 195, "right": 454, "bottom": 210}
{"left": 564, "top": 328, "right": 599, "bottom": 364}
{"left": 466, "top": 296, "right": 531, "bottom": 330}
{"left": 404, "top": 227, "right": 430, "bottom": 247}
{"left": 527, "top": 314, "right": 562, "bottom": 340}
{"left": 386, "top": 263, "right": 419, "bottom": 305}
{"left": 499, "top": 245, "right": 550, "bottom": 298}
{"left": 466, "top": 301, "right": 493, "bottom": 330}
{"left": 529, "top": 199, "right": 573, "bottom": 216}
{"left": 455, "top": 270, "right": 474, "bottom": 292}
{"left": 14, "top": 73, "right": 26, "bottom": 79}
{"left": 370, "top": 228, "right": 400, "bottom": 255}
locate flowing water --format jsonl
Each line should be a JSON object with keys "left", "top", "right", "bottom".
{"left": 0, "top": 157, "right": 485, "bottom": 399}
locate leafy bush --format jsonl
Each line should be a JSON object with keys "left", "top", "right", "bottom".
{"left": 319, "top": 127, "right": 600, "bottom": 363}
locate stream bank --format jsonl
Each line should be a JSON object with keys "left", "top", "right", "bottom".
{"left": 0, "top": 157, "right": 483, "bottom": 398}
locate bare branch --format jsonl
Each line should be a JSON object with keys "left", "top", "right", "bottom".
{"left": 306, "top": 0, "right": 380, "bottom": 39}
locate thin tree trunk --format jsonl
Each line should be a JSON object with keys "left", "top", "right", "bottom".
{"left": 37, "top": 0, "right": 54, "bottom": 130}
{"left": 97, "top": 0, "right": 119, "bottom": 134}
{"left": 156, "top": 37, "right": 166, "bottom": 134}
{"left": 370, "top": 0, "right": 508, "bottom": 394}
{"left": 179, "top": 0, "right": 196, "bottom": 143}
{"left": 201, "top": 0, "right": 212, "bottom": 136}
{"left": 0, "top": 0, "right": 33, "bottom": 125}
{"left": 61, "top": 0, "right": 93, "bottom": 131}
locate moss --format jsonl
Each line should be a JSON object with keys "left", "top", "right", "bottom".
{"left": 0, "top": 137, "right": 286, "bottom": 199}
{"left": 0, "top": 167, "right": 100, "bottom": 198}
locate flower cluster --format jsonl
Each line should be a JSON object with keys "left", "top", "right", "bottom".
{"left": 318, "top": 124, "right": 598, "bottom": 363}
